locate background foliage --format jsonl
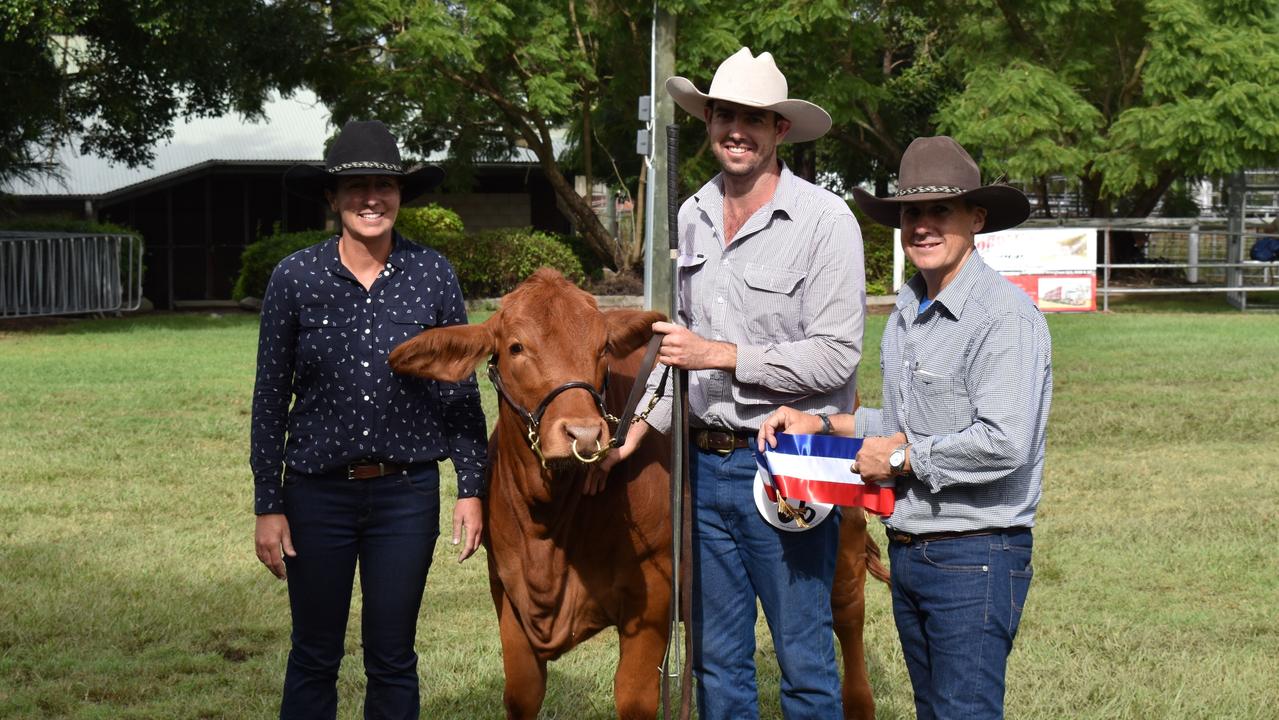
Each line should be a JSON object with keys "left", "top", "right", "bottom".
{"left": 231, "top": 205, "right": 584, "bottom": 301}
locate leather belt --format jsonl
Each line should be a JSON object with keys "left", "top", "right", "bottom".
{"left": 692, "top": 428, "right": 756, "bottom": 454}
{"left": 347, "top": 462, "right": 407, "bottom": 480}
{"left": 886, "top": 526, "right": 1027, "bottom": 545}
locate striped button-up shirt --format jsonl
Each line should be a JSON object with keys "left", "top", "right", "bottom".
{"left": 643, "top": 162, "right": 865, "bottom": 433}
{"left": 854, "top": 251, "right": 1053, "bottom": 534}
{"left": 250, "top": 232, "right": 489, "bottom": 514}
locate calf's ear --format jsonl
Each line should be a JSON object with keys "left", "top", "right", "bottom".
{"left": 605, "top": 309, "right": 666, "bottom": 358}
{"left": 389, "top": 319, "right": 496, "bottom": 383}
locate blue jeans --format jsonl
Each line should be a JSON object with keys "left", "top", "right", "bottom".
{"left": 888, "top": 528, "right": 1034, "bottom": 720}
{"left": 279, "top": 463, "right": 441, "bottom": 720}
{"left": 690, "top": 447, "right": 843, "bottom": 719}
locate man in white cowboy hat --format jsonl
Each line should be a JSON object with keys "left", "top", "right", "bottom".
{"left": 760, "top": 135, "right": 1054, "bottom": 720}
{"left": 605, "top": 47, "right": 865, "bottom": 717}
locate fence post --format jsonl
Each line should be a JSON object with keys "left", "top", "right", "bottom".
{"left": 1103, "top": 225, "right": 1111, "bottom": 312}
{"left": 1187, "top": 221, "right": 1199, "bottom": 284}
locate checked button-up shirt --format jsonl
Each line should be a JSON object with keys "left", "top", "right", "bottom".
{"left": 250, "top": 232, "right": 488, "bottom": 514}
{"left": 854, "top": 251, "right": 1053, "bottom": 535}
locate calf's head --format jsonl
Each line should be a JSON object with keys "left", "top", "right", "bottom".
{"left": 389, "top": 269, "right": 662, "bottom": 469}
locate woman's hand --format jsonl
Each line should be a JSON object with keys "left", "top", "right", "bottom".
{"left": 452, "top": 497, "right": 483, "bottom": 563}
{"left": 255, "top": 513, "right": 295, "bottom": 580}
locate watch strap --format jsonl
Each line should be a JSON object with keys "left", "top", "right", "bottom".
{"left": 816, "top": 413, "right": 832, "bottom": 435}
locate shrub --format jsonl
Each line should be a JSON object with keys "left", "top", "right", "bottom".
{"left": 232, "top": 228, "right": 331, "bottom": 300}
{"left": 423, "top": 227, "right": 586, "bottom": 298}
{"left": 232, "top": 205, "right": 465, "bottom": 301}
{"left": 851, "top": 203, "right": 899, "bottom": 296}
{"left": 397, "top": 204, "right": 464, "bottom": 237}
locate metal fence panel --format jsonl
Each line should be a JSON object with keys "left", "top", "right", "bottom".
{"left": 0, "top": 232, "right": 144, "bottom": 318}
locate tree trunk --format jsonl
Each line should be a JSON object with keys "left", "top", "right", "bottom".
{"left": 629, "top": 162, "right": 647, "bottom": 269}
{"left": 540, "top": 156, "right": 623, "bottom": 271}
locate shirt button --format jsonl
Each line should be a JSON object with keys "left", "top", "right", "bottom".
{"left": 322, "top": 319, "right": 328, "bottom": 325}
{"left": 364, "top": 328, "right": 370, "bottom": 334}
{"left": 363, "top": 395, "right": 370, "bottom": 401}
{"left": 361, "top": 361, "right": 370, "bottom": 367}
{"left": 365, "top": 298, "right": 372, "bottom": 304}
{"left": 362, "top": 430, "right": 369, "bottom": 436}
{"left": 716, "top": 297, "right": 725, "bottom": 304}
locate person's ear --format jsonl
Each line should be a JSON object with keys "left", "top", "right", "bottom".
{"left": 971, "top": 206, "right": 987, "bottom": 234}
{"left": 775, "top": 115, "right": 792, "bottom": 143}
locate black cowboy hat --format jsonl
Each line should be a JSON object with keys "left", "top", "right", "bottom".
{"left": 283, "top": 120, "right": 443, "bottom": 203}
{"left": 852, "top": 136, "right": 1030, "bottom": 234}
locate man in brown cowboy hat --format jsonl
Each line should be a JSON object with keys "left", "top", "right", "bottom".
{"left": 760, "top": 135, "right": 1054, "bottom": 719}
{"left": 605, "top": 47, "right": 865, "bottom": 718}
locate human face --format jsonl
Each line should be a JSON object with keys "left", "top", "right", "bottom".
{"left": 899, "top": 199, "right": 986, "bottom": 296}
{"left": 703, "top": 101, "right": 790, "bottom": 180}
{"left": 327, "top": 174, "right": 401, "bottom": 244}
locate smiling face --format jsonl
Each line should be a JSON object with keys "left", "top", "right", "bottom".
{"left": 327, "top": 174, "right": 401, "bottom": 245}
{"left": 899, "top": 198, "right": 987, "bottom": 297}
{"left": 703, "top": 100, "right": 791, "bottom": 181}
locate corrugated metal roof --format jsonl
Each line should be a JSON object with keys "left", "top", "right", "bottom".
{"left": 3, "top": 91, "right": 556, "bottom": 199}
{"left": 4, "top": 90, "right": 333, "bottom": 197}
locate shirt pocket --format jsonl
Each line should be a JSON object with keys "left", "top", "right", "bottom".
{"left": 386, "top": 304, "right": 439, "bottom": 341}
{"left": 906, "top": 369, "right": 973, "bottom": 436}
{"left": 297, "top": 305, "right": 354, "bottom": 367}
{"left": 739, "top": 263, "right": 806, "bottom": 338}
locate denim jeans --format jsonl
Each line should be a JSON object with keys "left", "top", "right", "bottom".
{"left": 690, "top": 446, "right": 843, "bottom": 719}
{"left": 888, "top": 528, "right": 1034, "bottom": 720}
{"left": 279, "top": 463, "right": 441, "bottom": 720}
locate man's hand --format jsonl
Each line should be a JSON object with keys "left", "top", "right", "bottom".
{"left": 452, "top": 497, "right": 483, "bottom": 563}
{"left": 255, "top": 513, "right": 295, "bottom": 580}
{"left": 585, "top": 421, "right": 651, "bottom": 495}
{"left": 855, "top": 432, "right": 909, "bottom": 484}
{"left": 652, "top": 321, "right": 735, "bottom": 371}
{"left": 757, "top": 406, "right": 824, "bottom": 452}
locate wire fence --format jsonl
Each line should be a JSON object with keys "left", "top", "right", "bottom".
{"left": 0, "top": 231, "right": 144, "bottom": 319}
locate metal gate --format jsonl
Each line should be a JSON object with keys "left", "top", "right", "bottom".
{"left": 0, "top": 232, "right": 144, "bottom": 318}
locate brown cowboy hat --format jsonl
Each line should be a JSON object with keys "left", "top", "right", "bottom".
{"left": 284, "top": 120, "right": 443, "bottom": 203}
{"left": 852, "top": 136, "right": 1030, "bottom": 234}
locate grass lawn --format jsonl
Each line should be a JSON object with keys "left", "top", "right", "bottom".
{"left": 1, "top": 296, "right": 1276, "bottom": 719}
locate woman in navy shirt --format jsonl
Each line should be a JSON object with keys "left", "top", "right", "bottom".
{"left": 251, "top": 120, "right": 489, "bottom": 719}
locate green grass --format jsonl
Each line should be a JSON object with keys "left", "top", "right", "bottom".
{"left": 1, "top": 301, "right": 1277, "bottom": 719}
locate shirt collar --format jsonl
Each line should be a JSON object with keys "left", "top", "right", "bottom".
{"left": 692, "top": 160, "right": 796, "bottom": 237}
{"left": 896, "top": 249, "right": 990, "bottom": 320}
{"left": 323, "top": 231, "right": 408, "bottom": 276}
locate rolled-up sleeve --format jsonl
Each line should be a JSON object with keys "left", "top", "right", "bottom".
{"left": 734, "top": 213, "right": 864, "bottom": 394}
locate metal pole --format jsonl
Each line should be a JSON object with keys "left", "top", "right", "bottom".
{"left": 645, "top": 3, "right": 676, "bottom": 315}
{"left": 1187, "top": 220, "right": 1199, "bottom": 284}
{"left": 1103, "top": 225, "right": 1111, "bottom": 312}
{"left": 660, "top": 121, "right": 688, "bottom": 720}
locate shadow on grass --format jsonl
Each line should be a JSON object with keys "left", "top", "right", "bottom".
{"left": 0, "top": 311, "right": 258, "bottom": 336}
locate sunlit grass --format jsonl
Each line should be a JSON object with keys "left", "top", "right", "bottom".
{"left": 1, "top": 301, "right": 1276, "bottom": 719}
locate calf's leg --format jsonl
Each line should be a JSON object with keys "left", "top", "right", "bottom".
{"left": 832, "top": 509, "right": 875, "bottom": 720}
{"left": 496, "top": 592, "right": 549, "bottom": 719}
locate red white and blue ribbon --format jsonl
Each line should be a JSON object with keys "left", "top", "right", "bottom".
{"left": 753, "top": 433, "right": 896, "bottom": 517}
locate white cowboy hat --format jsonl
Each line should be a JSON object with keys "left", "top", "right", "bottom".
{"left": 666, "top": 48, "right": 832, "bottom": 143}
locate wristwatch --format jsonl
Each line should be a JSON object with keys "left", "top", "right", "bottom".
{"left": 816, "top": 413, "right": 832, "bottom": 435}
{"left": 888, "top": 442, "right": 910, "bottom": 476}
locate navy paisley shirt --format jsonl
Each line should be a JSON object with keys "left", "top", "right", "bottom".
{"left": 250, "top": 232, "right": 489, "bottom": 514}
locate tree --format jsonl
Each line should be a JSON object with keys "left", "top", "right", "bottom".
{"left": 0, "top": 0, "right": 321, "bottom": 189}
{"left": 302, "top": 0, "right": 653, "bottom": 272}
{"left": 658, "top": 0, "right": 952, "bottom": 196}
{"left": 934, "top": 0, "right": 1279, "bottom": 251}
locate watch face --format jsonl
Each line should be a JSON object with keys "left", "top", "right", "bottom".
{"left": 890, "top": 449, "right": 905, "bottom": 469}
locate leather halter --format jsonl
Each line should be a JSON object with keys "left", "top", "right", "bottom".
{"left": 486, "top": 335, "right": 669, "bottom": 469}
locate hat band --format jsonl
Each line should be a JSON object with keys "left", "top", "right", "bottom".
{"left": 895, "top": 184, "right": 966, "bottom": 197}
{"left": 327, "top": 160, "right": 403, "bottom": 174}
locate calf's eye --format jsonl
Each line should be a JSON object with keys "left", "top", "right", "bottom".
{"left": 509, "top": 342, "right": 524, "bottom": 355}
